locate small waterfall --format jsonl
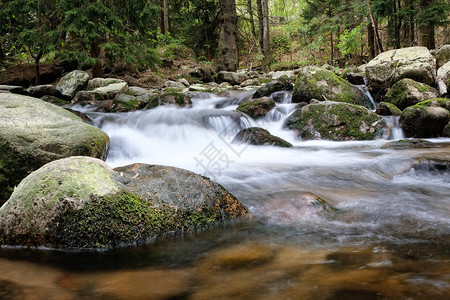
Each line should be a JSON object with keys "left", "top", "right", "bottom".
{"left": 382, "top": 116, "right": 405, "bottom": 140}
{"left": 355, "top": 85, "right": 377, "bottom": 111}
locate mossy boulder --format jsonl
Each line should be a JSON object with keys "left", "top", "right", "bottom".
{"left": 231, "top": 127, "right": 293, "bottom": 147}
{"left": 400, "top": 105, "right": 449, "bottom": 138}
{"left": 0, "top": 93, "right": 110, "bottom": 206}
{"left": 56, "top": 70, "right": 90, "bottom": 99}
{"left": 375, "top": 102, "right": 402, "bottom": 116}
{"left": 0, "top": 159, "right": 249, "bottom": 249}
{"left": 145, "top": 92, "right": 192, "bottom": 109}
{"left": 285, "top": 101, "right": 385, "bottom": 141}
{"left": 292, "top": 66, "right": 363, "bottom": 105}
{"left": 365, "top": 47, "right": 436, "bottom": 90}
{"left": 252, "top": 77, "right": 292, "bottom": 98}
{"left": 236, "top": 97, "right": 275, "bottom": 119}
{"left": 409, "top": 98, "right": 450, "bottom": 110}
{"left": 384, "top": 78, "right": 439, "bottom": 110}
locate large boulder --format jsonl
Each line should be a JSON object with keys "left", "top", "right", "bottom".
{"left": 292, "top": 66, "right": 363, "bottom": 105}
{"left": 0, "top": 158, "right": 249, "bottom": 248}
{"left": 56, "top": 70, "right": 90, "bottom": 99}
{"left": 365, "top": 47, "right": 436, "bottom": 90}
{"left": 384, "top": 78, "right": 439, "bottom": 110}
{"left": 0, "top": 93, "right": 110, "bottom": 205}
{"left": 231, "top": 127, "right": 293, "bottom": 147}
{"left": 436, "top": 45, "right": 450, "bottom": 69}
{"left": 286, "top": 101, "right": 385, "bottom": 141}
{"left": 236, "top": 97, "right": 275, "bottom": 119}
{"left": 252, "top": 78, "right": 292, "bottom": 98}
{"left": 26, "top": 84, "right": 57, "bottom": 98}
{"left": 400, "top": 104, "right": 449, "bottom": 138}
{"left": 87, "top": 78, "right": 125, "bottom": 90}
{"left": 216, "top": 71, "right": 248, "bottom": 86}
{"left": 437, "top": 61, "right": 450, "bottom": 86}
{"left": 115, "top": 163, "right": 249, "bottom": 217}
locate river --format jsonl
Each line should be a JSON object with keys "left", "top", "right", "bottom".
{"left": 0, "top": 91, "right": 449, "bottom": 299}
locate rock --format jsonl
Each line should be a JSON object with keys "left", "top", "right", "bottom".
{"left": 93, "top": 81, "right": 128, "bottom": 94}
{"left": 0, "top": 159, "right": 249, "bottom": 248}
{"left": 436, "top": 45, "right": 450, "bottom": 69}
{"left": 0, "top": 157, "right": 125, "bottom": 246}
{"left": 365, "top": 47, "right": 436, "bottom": 89}
{"left": 231, "top": 127, "right": 293, "bottom": 147}
{"left": 216, "top": 71, "right": 248, "bottom": 86}
{"left": 384, "top": 78, "right": 439, "bottom": 110}
{"left": 115, "top": 163, "right": 249, "bottom": 217}
{"left": 268, "top": 70, "right": 295, "bottom": 80}
{"left": 285, "top": 101, "right": 385, "bottom": 141}
{"left": 437, "top": 61, "right": 450, "bottom": 86}
{"left": 292, "top": 66, "right": 363, "bottom": 105}
{"left": 178, "top": 78, "right": 190, "bottom": 87}
{"left": 56, "top": 70, "right": 90, "bottom": 99}
{"left": 0, "top": 93, "right": 110, "bottom": 205}
{"left": 400, "top": 105, "right": 449, "bottom": 138}
{"left": 189, "top": 67, "right": 213, "bottom": 82}
{"left": 164, "top": 80, "right": 186, "bottom": 89}
{"left": 87, "top": 78, "right": 124, "bottom": 90}
{"left": 146, "top": 92, "right": 192, "bottom": 109}
{"left": 410, "top": 98, "right": 450, "bottom": 110}
{"left": 72, "top": 90, "right": 110, "bottom": 103}
{"left": 375, "top": 102, "right": 402, "bottom": 116}
{"left": 0, "top": 85, "right": 26, "bottom": 95}
{"left": 236, "top": 97, "right": 276, "bottom": 119}
{"left": 344, "top": 72, "right": 365, "bottom": 85}
{"left": 26, "top": 84, "right": 57, "bottom": 98}
{"left": 240, "top": 78, "right": 260, "bottom": 87}
{"left": 443, "top": 122, "right": 450, "bottom": 137}
{"left": 40, "top": 95, "right": 68, "bottom": 105}
{"left": 382, "top": 139, "right": 433, "bottom": 150}
{"left": 253, "top": 78, "right": 292, "bottom": 98}
{"left": 189, "top": 84, "right": 212, "bottom": 92}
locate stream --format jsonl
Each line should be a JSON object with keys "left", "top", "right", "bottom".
{"left": 1, "top": 91, "right": 449, "bottom": 299}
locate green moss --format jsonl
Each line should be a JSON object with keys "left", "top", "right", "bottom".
{"left": 385, "top": 79, "right": 438, "bottom": 110}
{"left": 410, "top": 98, "right": 450, "bottom": 109}
{"left": 47, "top": 191, "right": 227, "bottom": 249}
{"left": 259, "top": 78, "right": 272, "bottom": 84}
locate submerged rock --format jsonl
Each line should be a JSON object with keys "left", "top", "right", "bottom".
{"left": 365, "top": 47, "right": 436, "bottom": 89}
{"left": 146, "top": 92, "right": 192, "bottom": 109}
{"left": 56, "top": 70, "right": 90, "bottom": 99}
{"left": 381, "top": 139, "right": 434, "bottom": 150}
{"left": 232, "top": 127, "right": 293, "bottom": 147}
{"left": 0, "top": 159, "right": 249, "bottom": 249}
{"left": 286, "top": 101, "right": 384, "bottom": 141}
{"left": 236, "top": 97, "right": 275, "bottom": 119}
{"left": 292, "top": 66, "right": 363, "bottom": 105}
{"left": 0, "top": 93, "right": 110, "bottom": 206}
{"left": 384, "top": 78, "right": 439, "bottom": 110}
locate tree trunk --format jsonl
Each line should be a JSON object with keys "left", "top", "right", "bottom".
{"left": 34, "top": 51, "right": 43, "bottom": 85}
{"left": 216, "top": 0, "right": 238, "bottom": 71}
{"left": 262, "top": 0, "right": 270, "bottom": 68}
{"left": 247, "top": 0, "right": 257, "bottom": 40}
{"left": 91, "top": 41, "right": 102, "bottom": 78}
{"left": 368, "top": 22, "right": 375, "bottom": 59}
{"left": 256, "top": 0, "right": 264, "bottom": 53}
{"left": 367, "top": 1, "right": 384, "bottom": 53}
{"left": 418, "top": 0, "right": 431, "bottom": 48}
{"left": 428, "top": 21, "right": 435, "bottom": 49}
{"left": 163, "top": 0, "right": 169, "bottom": 34}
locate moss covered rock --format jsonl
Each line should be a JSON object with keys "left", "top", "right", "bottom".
{"left": 400, "top": 106, "right": 449, "bottom": 138}
{"left": 236, "top": 97, "right": 275, "bottom": 119}
{"left": 384, "top": 78, "right": 439, "bottom": 110}
{"left": 285, "top": 101, "right": 385, "bottom": 141}
{"left": 0, "top": 159, "right": 249, "bottom": 249}
{"left": 292, "top": 66, "right": 363, "bottom": 105}
{"left": 365, "top": 47, "right": 436, "bottom": 90}
{"left": 0, "top": 93, "right": 110, "bottom": 206}
{"left": 145, "top": 92, "right": 193, "bottom": 109}
{"left": 409, "top": 98, "right": 450, "bottom": 110}
{"left": 231, "top": 127, "right": 293, "bottom": 147}
{"left": 56, "top": 70, "right": 90, "bottom": 99}
{"left": 443, "top": 122, "right": 450, "bottom": 137}
{"left": 375, "top": 102, "right": 402, "bottom": 116}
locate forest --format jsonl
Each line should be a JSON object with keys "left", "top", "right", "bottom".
{"left": 1, "top": 0, "right": 449, "bottom": 83}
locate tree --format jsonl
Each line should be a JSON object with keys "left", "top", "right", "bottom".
{"left": 216, "top": 0, "right": 238, "bottom": 71}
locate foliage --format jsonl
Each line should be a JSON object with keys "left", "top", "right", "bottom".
{"left": 337, "top": 23, "right": 365, "bottom": 59}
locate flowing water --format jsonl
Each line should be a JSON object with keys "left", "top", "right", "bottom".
{"left": 1, "top": 91, "right": 450, "bottom": 299}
